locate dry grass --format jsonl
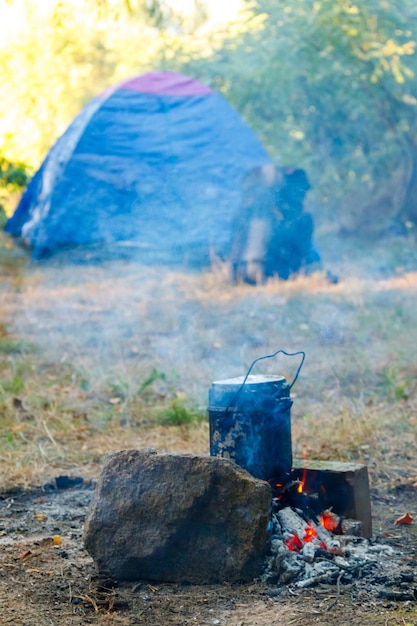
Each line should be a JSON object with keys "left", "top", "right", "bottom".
{"left": 1, "top": 232, "right": 417, "bottom": 492}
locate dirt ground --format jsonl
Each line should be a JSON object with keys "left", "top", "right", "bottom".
{"left": 1, "top": 476, "right": 417, "bottom": 626}
{"left": 1, "top": 238, "right": 417, "bottom": 625}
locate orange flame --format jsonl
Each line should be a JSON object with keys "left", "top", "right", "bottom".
{"left": 297, "top": 446, "right": 308, "bottom": 494}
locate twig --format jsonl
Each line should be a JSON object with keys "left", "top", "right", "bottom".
{"left": 74, "top": 594, "right": 99, "bottom": 612}
{"left": 37, "top": 443, "right": 48, "bottom": 460}
{"left": 42, "top": 420, "right": 60, "bottom": 450}
{"left": 294, "top": 571, "right": 338, "bottom": 588}
{"left": 68, "top": 580, "right": 72, "bottom": 604}
{"left": 326, "top": 572, "right": 343, "bottom": 611}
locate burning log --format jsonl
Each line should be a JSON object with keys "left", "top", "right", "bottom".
{"left": 277, "top": 507, "right": 311, "bottom": 542}
{"left": 276, "top": 506, "right": 341, "bottom": 559}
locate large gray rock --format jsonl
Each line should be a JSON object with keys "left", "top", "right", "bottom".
{"left": 83, "top": 448, "right": 271, "bottom": 583}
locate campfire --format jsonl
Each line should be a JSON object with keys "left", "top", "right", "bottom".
{"left": 208, "top": 349, "right": 380, "bottom": 587}
{"left": 84, "top": 348, "right": 413, "bottom": 599}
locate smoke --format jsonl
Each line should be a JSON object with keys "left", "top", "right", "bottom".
{"left": 5, "top": 244, "right": 417, "bottom": 441}
{"left": 4, "top": 258, "right": 311, "bottom": 405}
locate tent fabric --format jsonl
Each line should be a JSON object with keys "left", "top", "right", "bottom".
{"left": 6, "top": 71, "right": 272, "bottom": 263}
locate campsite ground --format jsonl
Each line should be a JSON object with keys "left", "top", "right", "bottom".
{"left": 1, "top": 229, "right": 417, "bottom": 625}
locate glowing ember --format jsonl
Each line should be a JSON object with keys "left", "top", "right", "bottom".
{"left": 285, "top": 532, "right": 303, "bottom": 552}
{"left": 303, "top": 523, "right": 318, "bottom": 542}
{"left": 320, "top": 509, "right": 340, "bottom": 532}
{"left": 284, "top": 522, "right": 325, "bottom": 553}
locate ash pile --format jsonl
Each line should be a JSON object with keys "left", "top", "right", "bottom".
{"left": 262, "top": 505, "right": 416, "bottom": 602}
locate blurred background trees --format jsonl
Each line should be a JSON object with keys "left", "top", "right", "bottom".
{"left": 1, "top": 0, "right": 417, "bottom": 239}
{"left": 185, "top": 0, "right": 417, "bottom": 237}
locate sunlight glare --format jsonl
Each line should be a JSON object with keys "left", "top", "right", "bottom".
{"left": 166, "top": 0, "right": 242, "bottom": 22}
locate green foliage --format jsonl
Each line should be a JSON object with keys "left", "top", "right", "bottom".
{"left": 0, "top": 205, "right": 6, "bottom": 229}
{"left": 186, "top": 0, "right": 417, "bottom": 228}
{"left": 0, "top": 157, "right": 29, "bottom": 189}
{"left": 377, "top": 365, "right": 412, "bottom": 402}
{"left": 156, "top": 399, "right": 204, "bottom": 426}
{"left": 108, "top": 380, "right": 130, "bottom": 400}
{"left": 0, "top": 375, "right": 25, "bottom": 394}
{"left": 0, "top": 0, "right": 211, "bottom": 171}
{"left": 79, "top": 378, "right": 91, "bottom": 392}
{"left": 138, "top": 368, "right": 167, "bottom": 395}
{"left": 2, "top": 0, "right": 417, "bottom": 231}
{"left": 0, "top": 337, "right": 37, "bottom": 354}
{"left": 0, "top": 157, "right": 31, "bottom": 218}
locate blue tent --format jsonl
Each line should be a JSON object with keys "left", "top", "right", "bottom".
{"left": 6, "top": 71, "right": 272, "bottom": 264}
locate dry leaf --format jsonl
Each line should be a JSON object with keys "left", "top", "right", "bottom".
{"left": 394, "top": 512, "right": 414, "bottom": 525}
{"left": 16, "top": 550, "right": 32, "bottom": 560}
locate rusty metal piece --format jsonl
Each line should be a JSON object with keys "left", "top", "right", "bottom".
{"left": 292, "top": 460, "right": 372, "bottom": 538}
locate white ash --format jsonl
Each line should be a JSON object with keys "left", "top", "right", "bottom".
{"left": 263, "top": 506, "right": 415, "bottom": 600}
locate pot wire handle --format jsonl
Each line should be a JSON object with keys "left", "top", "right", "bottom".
{"left": 228, "top": 349, "right": 306, "bottom": 411}
{"left": 241, "top": 349, "right": 305, "bottom": 391}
